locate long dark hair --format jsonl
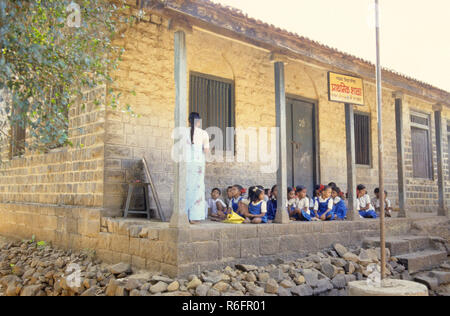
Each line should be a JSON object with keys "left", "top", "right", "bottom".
{"left": 188, "top": 112, "right": 201, "bottom": 144}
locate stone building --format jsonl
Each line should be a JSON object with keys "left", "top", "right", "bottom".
{"left": 0, "top": 0, "right": 448, "bottom": 276}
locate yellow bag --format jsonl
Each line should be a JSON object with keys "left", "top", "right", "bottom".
{"left": 222, "top": 211, "right": 245, "bottom": 224}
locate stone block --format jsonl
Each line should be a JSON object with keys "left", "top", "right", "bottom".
{"left": 194, "top": 241, "right": 220, "bottom": 262}
{"left": 240, "top": 238, "right": 260, "bottom": 258}
{"left": 260, "top": 237, "right": 280, "bottom": 255}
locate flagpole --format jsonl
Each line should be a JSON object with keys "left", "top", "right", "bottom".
{"left": 375, "top": 0, "right": 386, "bottom": 280}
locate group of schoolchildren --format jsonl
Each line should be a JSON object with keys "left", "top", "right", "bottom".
{"left": 207, "top": 182, "right": 393, "bottom": 224}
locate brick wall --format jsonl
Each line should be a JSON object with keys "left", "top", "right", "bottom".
{"left": 0, "top": 87, "right": 106, "bottom": 207}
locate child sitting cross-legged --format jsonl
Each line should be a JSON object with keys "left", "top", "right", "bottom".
{"left": 296, "top": 185, "right": 318, "bottom": 221}
{"left": 314, "top": 185, "right": 337, "bottom": 221}
{"left": 357, "top": 184, "right": 378, "bottom": 219}
{"left": 287, "top": 187, "right": 300, "bottom": 220}
{"left": 373, "top": 188, "right": 393, "bottom": 218}
{"left": 331, "top": 186, "right": 348, "bottom": 220}
{"left": 207, "top": 188, "right": 228, "bottom": 221}
{"left": 246, "top": 187, "right": 268, "bottom": 224}
{"left": 267, "top": 185, "right": 278, "bottom": 222}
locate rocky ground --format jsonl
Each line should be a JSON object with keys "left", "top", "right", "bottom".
{"left": 1, "top": 234, "right": 448, "bottom": 297}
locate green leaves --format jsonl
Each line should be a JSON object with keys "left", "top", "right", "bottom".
{"left": 0, "top": 0, "right": 132, "bottom": 153}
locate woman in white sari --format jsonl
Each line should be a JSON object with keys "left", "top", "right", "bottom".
{"left": 185, "top": 112, "right": 210, "bottom": 224}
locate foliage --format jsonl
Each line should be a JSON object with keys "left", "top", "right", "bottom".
{"left": 0, "top": 0, "right": 134, "bottom": 153}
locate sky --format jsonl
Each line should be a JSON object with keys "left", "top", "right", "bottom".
{"left": 213, "top": 0, "right": 450, "bottom": 92}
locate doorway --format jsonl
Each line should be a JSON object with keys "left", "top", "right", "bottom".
{"left": 286, "top": 97, "right": 318, "bottom": 194}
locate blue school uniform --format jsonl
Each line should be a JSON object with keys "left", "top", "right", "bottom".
{"left": 288, "top": 199, "right": 301, "bottom": 220}
{"left": 230, "top": 196, "right": 243, "bottom": 213}
{"left": 248, "top": 201, "right": 268, "bottom": 223}
{"left": 301, "top": 209, "right": 314, "bottom": 221}
{"left": 359, "top": 210, "right": 378, "bottom": 218}
{"left": 358, "top": 194, "right": 378, "bottom": 219}
{"left": 317, "top": 198, "right": 335, "bottom": 220}
{"left": 333, "top": 198, "right": 348, "bottom": 220}
{"left": 267, "top": 199, "right": 277, "bottom": 221}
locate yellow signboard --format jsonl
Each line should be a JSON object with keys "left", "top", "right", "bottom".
{"left": 328, "top": 72, "right": 364, "bottom": 105}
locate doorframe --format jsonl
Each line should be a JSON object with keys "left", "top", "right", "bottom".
{"left": 285, "top": 94, "right": 320, "bottom": 188}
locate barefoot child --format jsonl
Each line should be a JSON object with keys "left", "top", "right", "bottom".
{"left": 247, "top": 187, "right": 268, "bottom": 224}
{"left": 331, "top": 187, "right": 347, "bottom": 220}
{"left": 373, "top": 188, "right": 392, "bottom": 218}
{"left": 297, "top": 186, "right": 317, "bottom": 221}
{"left": 228, "top": 185, "right": 245, "bottom": 217}
{"left": 314, "top": 185, "right": 336, "bottom": 221}
{"left": 207, "top": 188, "right": 227, "bottom": 221}
{"left": 287, "top": 187, "right": 300, "bottom": 220}
{"left": 267, "top": 185, "right": 278, "bottom": 222}
{"left": 357, "top": 184, "right": 377, "bottom": 219}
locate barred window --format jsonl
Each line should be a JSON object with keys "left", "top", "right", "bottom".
{"left": 189, "top": 72, "right": 235, "bottom": 151}
{"left": 354, "top": 112, "right": 371, "bottom": 165}
{"left": 410, "top": 113, "right": 432, "bottom": 179}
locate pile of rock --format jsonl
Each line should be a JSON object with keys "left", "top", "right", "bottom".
{"left": 1, "top": 237, "right": 422, "bottom": 297}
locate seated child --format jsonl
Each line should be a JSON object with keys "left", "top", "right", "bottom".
{"left": 207, "top": 188, "right": 227, "bottom": 221}
{"left": 373, "top": 188, "right": 392, "bottom": 218}
{"left": 225, "top": 186, "right": 233, "bottom": 206}
{"left": 247, "top": 187, "right": 268, "bottom": 224}
{"left": 228, "top": 185, "right": 246, "bottom": 217}
{"left": 310, "top": 184, "right": 324, "bottom": 211}
{"left": 314, "top": 185, "right": 337, "bottom": 221}
{"left": 331, "top": 187, "right": 347, "bottom": 220}
{"left": 287, "top": 187, "right": 300, "bottom": 220}
{"left": 297, "top": 186, "right": 318, "bottom": 221}
{"left": 264, "top": 188, "right": 270, "bottom": 202}
{"left": 267, "top": 185, "right": 278, "bottom": 222}
{"left": 357, "top": 184, "right": 378, "bottom": 219}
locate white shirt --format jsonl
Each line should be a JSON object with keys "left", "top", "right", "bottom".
{"left": 358, "top": 194, "right": 375, "bottom": 211}
{"left": 314, "top": 197, "right": 334, "bottom": 211}
{"left": 372, "top": 198, "right": 391, "bottom": 209}
{"left": 334, "top": 197, "right": 341, "bottom": 204}
{"left": 190, "top": 127, "right": 210, "bottom": 149}
{"left": 297, "top": 197, "right": 310, "bottom": 215}
{"left": 208, "top": 198, "right": 226, "bottom": 215}
{"left": 297, "top": 197, "right": 310, "bottom": 210}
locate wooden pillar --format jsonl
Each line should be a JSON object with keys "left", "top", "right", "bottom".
{"left": 394, "top": 92, "right": 408, "bottom": 217}
{"left": 170, "top": 30, "right": 190, "bottom": 228}
{"left": 274, "top": 61, "right": 290, "bottom": 224}
{"left": 345, "top": 103, "right": 357, "bottom": 220}
{"left": 434, "top": 106, "right": 447, "bottom": 216}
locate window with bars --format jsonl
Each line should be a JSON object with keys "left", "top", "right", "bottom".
{"left": 189, "top": 72, "right": 235, "bottom": 151}
{"left": 354, "top": 112, "right": 371, "bottom": 165}
{"left": 410, "top": 112, "right": 432, "bottom": 179}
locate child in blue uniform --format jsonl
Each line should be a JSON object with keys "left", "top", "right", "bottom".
{"left": 314, "top": 186, "right": 336, "bottom": 221}
{"left": 228, "top": 184, "right": 245, "bottom": 216}
{"left": 296, "top": 186, "right": 317, "bottom": 221}
{"left": 310, "top": 184, "right": 323, "bottom": 213}
{"left": 331, "top": 187, "right": 347, "bottom": 220}
{"left": 357, "top": 184, "right": 377, "bottom": 219}
{"left": 247, "top": 187, "right": 268, "bottom": 224}
{"left": 287, "top": 187, "right": 300, "bottom": 220}
{"left": 267, "top": 185, "right": 278, "bottom": 222}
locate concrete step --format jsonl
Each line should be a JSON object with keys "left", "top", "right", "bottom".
{"left": 363, "top": 235, "right": 434, "bottom": 256}
{"left": 396, "top": 250, "right": 447, "bottom": 274}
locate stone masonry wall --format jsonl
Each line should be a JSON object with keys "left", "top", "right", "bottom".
{"left": 0, "top": 87, "right": 106, "bottom": 208}
{"left": 104, "top": 14, "right": 450, "bottom": 217}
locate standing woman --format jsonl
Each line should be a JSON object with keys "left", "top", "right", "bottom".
{"left": 185, "top": 112, "right": 210, "bottom": 224}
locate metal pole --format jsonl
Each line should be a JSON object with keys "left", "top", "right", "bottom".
{"left": 375, "top": 0, "right": 386, "bottom": 280}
